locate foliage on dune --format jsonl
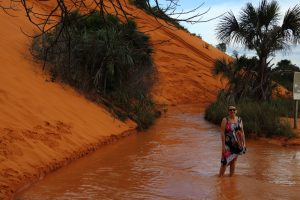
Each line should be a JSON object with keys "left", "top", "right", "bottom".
{"left": 32, "top": 11, "right": 159, "bottom": 129}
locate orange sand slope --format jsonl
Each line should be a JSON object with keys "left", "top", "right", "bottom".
{"left": 0, "top": 1, "right": 229, "bottom": 199}
{"left": 0, "top": 8, "right": 136, "bottom": 199}
{"left": 130, "top": 8, "right": 228, "bottom": 105}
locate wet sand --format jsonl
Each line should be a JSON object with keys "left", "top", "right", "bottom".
{"left": 15, "top": 105, "right": 300, "bottom": 200}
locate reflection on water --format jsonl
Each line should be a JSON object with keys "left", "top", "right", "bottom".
{"left": 16, "top": 105, "right": 300, "bottom": 200}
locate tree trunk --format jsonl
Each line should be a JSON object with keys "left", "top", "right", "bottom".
{"left": 258, "top": 56, "right": 268, "bottom": 100}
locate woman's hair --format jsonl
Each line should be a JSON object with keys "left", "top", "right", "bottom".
{"left": 228, "top": 105, "right": 236, "bottom": 110}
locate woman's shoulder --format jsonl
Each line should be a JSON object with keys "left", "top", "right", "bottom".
{"left": 222, "top": 117, "right": 228, "bottom": 123}
{"left": 220, "top": 117, "right": 228, "bottom": 127}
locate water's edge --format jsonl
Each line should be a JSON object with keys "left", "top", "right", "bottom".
{"left": 13, "top": 129, "right": 137, "bottom": 200}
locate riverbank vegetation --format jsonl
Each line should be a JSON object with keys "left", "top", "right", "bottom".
{"left": 31, "top": 11, "right": 158, "bottom": 129}
{"left": 272, "top": 60, "right": 300, "bottom": 92}
{"left": 206, "top": 53, "right": 297, "bottom": 137}
{"left": 206, "top": 0, "right": 300, "bottom": 138}
{"left": 205, "top": 94, "right": 295, "bottom": 138}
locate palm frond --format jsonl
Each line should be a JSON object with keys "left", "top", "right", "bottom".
{"left": 264, "top": 0, "right": 280, "bottom": 27}
{"left": 240, "top": 3, "right": 257, "bottom": 30}
{"left": 213, "top": 58, "right": 229, "bottom": 76}
{"left": 216, "top": 11, "right": 243, "bottom": 44}
{"left": 257, "top": 0, "right": 280, "bottom": 28}
{"left": 281, "top": 4, "right": 300, "bottom": 44}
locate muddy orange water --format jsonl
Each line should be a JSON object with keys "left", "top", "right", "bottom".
{"left": 15, "top": 105, "right": 300, "bottom": 200}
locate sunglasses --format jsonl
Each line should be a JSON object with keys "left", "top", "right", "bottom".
{"left": 229, "top": 109, "right": 236, "bottom": 111}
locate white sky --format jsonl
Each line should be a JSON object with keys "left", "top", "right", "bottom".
{"left": 172, "top": 0, "right": 300, "bottom": 67}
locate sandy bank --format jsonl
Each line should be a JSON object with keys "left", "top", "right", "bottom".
{"left": 263, "top": 118, "right": 300, "bottom": 146}
{"left": 259, "top": 136, "right": 300, "bottom": 146}
{"left": 0, "top": 6, "right": 137, "bottom": 199}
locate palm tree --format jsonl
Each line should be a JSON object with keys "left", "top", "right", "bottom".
{"left": 216, "top": 0, "right": 300, "bottom": 100}
{"left": 214, "top": 54, "right": 259, "bottom": 101}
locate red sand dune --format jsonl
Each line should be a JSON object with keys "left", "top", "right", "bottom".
{"left": 0, "top": 1, "right": 297, "bottom": 199}
{"left": 0, "top": 3, "right": 137, "bottom": 199}
{"left": 125, "top": 6, "right": 229, "bottom": 105}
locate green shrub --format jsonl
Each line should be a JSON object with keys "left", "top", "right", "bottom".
{"left": 129, "top": 0, "right": 149, "bottom": 10}
{"left": 32, "top": 11, "right": 159, "bottom": 129}
{"left": 205, "top": 95, "right": 295, "bottom": 138}
{"left": 271, "top": 59, "right": 300, "bottom": 91}
{"left": 131, "top": 97, "right": 157, "bottom": 129}
{"left": 204, "top": 97, "right": 228, "bottom": 124}
{"left": 129, "top": 0, "right": 189, "bottom": 32}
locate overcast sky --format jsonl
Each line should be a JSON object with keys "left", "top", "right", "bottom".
{"left": 170, "top": 0, "right": 300, "bottom": 67}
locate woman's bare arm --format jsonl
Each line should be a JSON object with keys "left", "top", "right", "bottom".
{"left": 240, "top": 120, "right": 246, "bottom": 147}
{"left": 220, "top": 118, "right": 226, "bottom": 154}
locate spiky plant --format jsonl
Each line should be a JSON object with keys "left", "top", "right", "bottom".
{"left": 216, "top": 0, "right": 300, "bottom": 100}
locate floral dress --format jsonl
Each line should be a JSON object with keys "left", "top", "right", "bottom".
{"left": 221, "top": 117, "right": 244, "bottom": 166}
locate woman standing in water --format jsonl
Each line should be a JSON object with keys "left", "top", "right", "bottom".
{"left": 219, "top": 105, "right": 246, "bottom": 177}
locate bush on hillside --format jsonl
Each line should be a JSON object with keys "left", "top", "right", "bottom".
{"left": 216, "top": 43, "right": 226, "bottom": 52}
{"left": 130, "top": 0, "right": 189, "bottom": 32}
{"left": 130, "top": 0, "right": 149, "bottom": 10}
{"left": 271, "top": 59, "right": 300, "bottom": 91}
{"left": 32, "top": 11, "right": 158, "bottom": 129}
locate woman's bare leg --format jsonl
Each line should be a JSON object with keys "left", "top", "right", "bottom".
{"left": 229, "top": 157, "right": 238, "bottom": 176}
{"left": 219, "top": 165, "right": 226, "bottom": 177}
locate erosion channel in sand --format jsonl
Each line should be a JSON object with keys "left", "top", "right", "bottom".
{"left": 16, "top": 105, "right": 300, "bottom": 200}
